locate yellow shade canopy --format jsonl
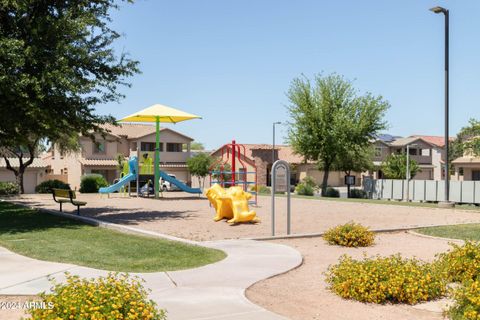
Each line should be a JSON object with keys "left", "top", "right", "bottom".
{"left": 119, "top": 104, "right": 201, "bottom": 123}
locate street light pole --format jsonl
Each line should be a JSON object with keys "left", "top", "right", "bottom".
{"left": 406, "top": 144, "right": 411, "bottom": 202}
{"left": 430, "top": 6, "right": 452, "bottom": 206}
{"left": 272, "top": 122, "right": 281, "bottom": 164}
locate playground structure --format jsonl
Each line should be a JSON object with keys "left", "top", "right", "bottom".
{"left": 99, "top": 154, "right": 201, "bottom": 196}
{"left": 209, "top": 140, "right": 257, "bottom": 205}
{"left": 99, "top": 156, "right": 137, "bottom": 194}
{"left": 206, "top": 184, "right": 259, "bottom": 224}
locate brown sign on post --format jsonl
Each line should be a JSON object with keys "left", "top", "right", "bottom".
{"left": 274, "top": 165, "right": 288, "bottom": 193}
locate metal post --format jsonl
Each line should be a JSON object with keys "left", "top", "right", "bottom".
{"left": 271, "top": 160, "right": 291, "bottom": 236}
{"left": 271, "top": 169, "right": 275, "bottom": 236}
{"left": 444, "top": 10, "right": 450, "bottom": 203}
{"left": 154, "top": 116, "right": 160, "bottom": 199}
{"left": 430, "top": 6, "right": 453, "bottom": 207}
{"left": 406, "top": 144, "right": 410, "bottom": 202}
{"left": 231, "top": 140, "right": 236, "bottom": 187}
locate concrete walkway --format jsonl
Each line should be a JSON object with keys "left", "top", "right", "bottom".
{"left": 0, "top": 239, "right": 302, "bottom": 320}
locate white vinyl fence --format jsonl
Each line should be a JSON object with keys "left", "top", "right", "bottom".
{"left": 363, "top": 179, "right": 480, "bottom": 204}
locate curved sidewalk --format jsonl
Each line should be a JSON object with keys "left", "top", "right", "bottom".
{"left": 0, "top": 238, "right": 302, "bottom": 320}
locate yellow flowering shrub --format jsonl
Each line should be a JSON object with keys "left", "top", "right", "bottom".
{"left": 325, "top": 254, "right": 446, "bottom": 304}
{"left": 323, "top": 222, "right": 375, "bottom": 247}
{"left": 437, "top": 241, "right": 480, "bottom": 283}
{"left": 26, "top": 273, "right": 166, "bottom": 320}
{"left": 448, "top": 279, "right": 480, "bottom": 320}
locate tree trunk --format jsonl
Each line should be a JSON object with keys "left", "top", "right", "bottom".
{"left": 346, "top": 170, "right": 351, "bottom": 198}
{"left": 15, "top": 170, "right": 25, "bottom": 194}
{"left": 3, "top": 141, "right": 37, "bottom": 194}
{"left": 321, "top": 164, "right": 331, "bottom": 196}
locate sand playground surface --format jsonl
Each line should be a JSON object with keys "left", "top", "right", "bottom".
{"left": 14, "top": 192, "right": 480, "bottom": 241}
{"left": 10, "top": 193, "right": 480, "bottom": 319}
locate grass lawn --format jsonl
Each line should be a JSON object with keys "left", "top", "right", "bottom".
{"left": 417, "top": 224, "right": 480, "bottom": 241}
{"left": 0, "top": 201, "right": 226, "bottom": 272}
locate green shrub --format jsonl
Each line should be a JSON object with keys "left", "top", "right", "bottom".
{"left": 79, "top": 174, "right": 108, "bottom": 193}
{"left": 326, "top": 254, "right": 446, "bottom": 304}
{"left": 0, "top": 181, "right": 19, "bottom": 195}
{"left": 26, "top": 273, "right": 166, "bottom": 320}
{"left": 302, "top": 176, "right": 317, "bottom": 188}
{"left": 437, "top": 241, "right": 480, "bottom": 283}
{"left": 323, "top": 222, "right": 375, "bottom": 247}
{"left": 295, "top": 183, "right": 314, "bottom": 196}
{"left": 448, "top": 279, "right": 480, "bottom": 320}
{"left": 35, "top": 179, "right": 70, "bottom": 193}
{"left": 251, "top": 185, "right": 271, "bottom": 195}
{"left": 349, "top": 189, "right": 367, "bottom": 199}
{"left": 324, "top": 187, "right": 340, "bottom": 198}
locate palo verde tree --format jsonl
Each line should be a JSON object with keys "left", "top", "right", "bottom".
{"left": 186, "top": 153, "right": 212, "bottom": 190}
{"left": 0, "top": 0, "right": 139, "bottom": 193}
{"left": 381, "top": 153, "right": 419, "bottom": 180}
{"left": 287, "top": 73, "right": 389, "bottom": 195}
{"left": 451, "top": 118, "right": 480, "bottom": 159}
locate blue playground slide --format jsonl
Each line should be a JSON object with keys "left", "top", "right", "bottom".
{"left": 99, "top": 156, "right": 137, "bottom": 194}
{"left": 99, "top": 173, "right": 136, "bottom": 194}
{"left": 159, "top": 170, "right": 202, "bottom": 194}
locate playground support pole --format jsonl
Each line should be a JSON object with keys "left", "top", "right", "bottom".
{"left": 231, "top": 140, "right": 236, "bottom": 187}
{"left": 154, "top": 116, "right": 160, "bottom": 199}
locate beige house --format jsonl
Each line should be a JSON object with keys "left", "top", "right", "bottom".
{"left": 452, "top": 137, "right": 480, "bottom": 181}
{"left": 210, "top": 144, "right": 362, "bottom": 188}
{"left": 0, "top": 158, "right": 49, "bottom": 193}
{"left": 369, "top": 135, "right": 447, "bottom": 181}
{"left": 209, "top": 134, "right": 449, "bottom": 189}
{"left": 45, "top": 123, "right": 194, "bottom": 190}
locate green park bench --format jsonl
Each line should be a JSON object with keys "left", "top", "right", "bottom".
{"left": 51, "top": 188, "right": 87, "bottom": 215}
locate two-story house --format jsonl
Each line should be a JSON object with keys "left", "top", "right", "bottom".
{"left": 370, "top": 135, "right": 447, "bottom": 180}
{"left": 452, "top": 136, "right": 480, "bottom": 181}
{"left": 45, "top": 123, "right": 194, "bottom": 190}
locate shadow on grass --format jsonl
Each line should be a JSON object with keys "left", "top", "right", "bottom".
{"left": 5, "top": 198, "right": 198, "bottom": 227}
{"left": 0, "top": 201, "right": 85, "bottom": 235}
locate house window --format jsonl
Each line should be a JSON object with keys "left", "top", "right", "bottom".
{"left": 408, "top": 148, "right": 417, "bottom": 155}
{"left": 421, "top": 149, "right": 431, "bottom": 156}
{"left": 166, "top": 143, "right": 182, "bottom": 152}
{"left": 374, "top": 147, "right": 382, "bottom": 157}
{"left": 141, "top": 142, "right": 163, "bottom": 151}
{"left": 93, "top": 141, "right": 106, "bottom": 154}
{"left": 459, "top": 167, "right": 464, "bottom": 176}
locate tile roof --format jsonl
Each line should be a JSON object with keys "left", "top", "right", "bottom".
{"left": 100, "top": 123, "right": 194, "bottom": 141}
{"left": 79, "top": 159, "right": 118, "bottom": 166}
{"left": 452, "top": 156, "right": 480, "bottom": 164}
{"left": 410, "top": 135, "right": 454, "bottom": 148}
{"left": 221, "top": 144, "right": 307, "bottom": 164}
{"left": 102, "top": 123, "right": 157, "bottom": 139}
{"left": 0, "top": 158, "right": 48, "bottom": 168}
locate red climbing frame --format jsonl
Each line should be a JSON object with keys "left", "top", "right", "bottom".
{"left": 209, "top": 140, "right": 257, "bottom": 204}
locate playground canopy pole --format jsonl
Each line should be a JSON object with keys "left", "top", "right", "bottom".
{"left": 154, "top": 116, "right": 160, "bottom": 198}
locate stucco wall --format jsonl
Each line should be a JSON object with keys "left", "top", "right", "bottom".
{"left": 0, "top": 169, "right": 42, "bottom": 193}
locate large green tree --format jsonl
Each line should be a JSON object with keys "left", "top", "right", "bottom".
{"left": 287, "top": 74, "right": 389, "bottom": 195}
{"left": 381, "top": 153, "right": 419, "bottom": 180}
{"left": 0, "top": 0, "right": 139, "bottom": 192}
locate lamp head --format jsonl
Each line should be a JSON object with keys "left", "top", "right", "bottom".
{"left": 430, "top": 6, "right": 447, "bottom": 14}
{"left": 273, "top": 121, "right": 282, "bottom": 125}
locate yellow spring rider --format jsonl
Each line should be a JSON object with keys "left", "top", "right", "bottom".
{"left": 206, "top": 184, "right": 260, "bottom": 224}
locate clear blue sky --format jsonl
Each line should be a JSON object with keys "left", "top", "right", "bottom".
{"left": 100, "top": 0, "right": 480, "bottom": 149}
